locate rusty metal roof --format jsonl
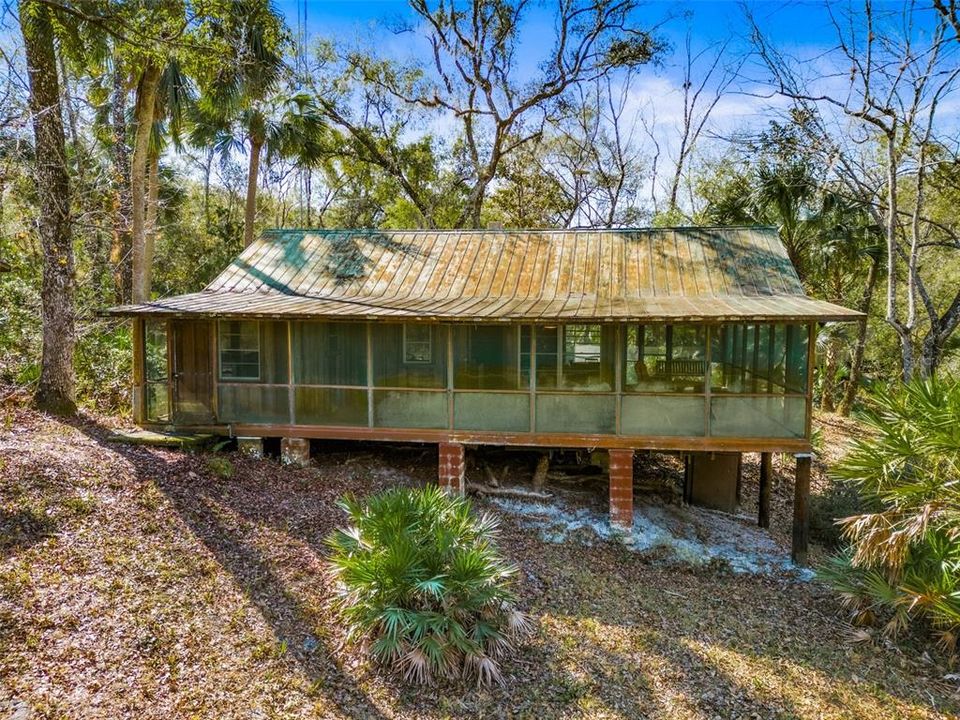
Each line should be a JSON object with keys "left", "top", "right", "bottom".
{"left": 106, "top": 227, "right": 863, "bottom": 322}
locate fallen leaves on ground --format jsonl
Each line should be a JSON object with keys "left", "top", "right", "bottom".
{"left": 0, "top": 404, "right": 956, "bottom": 719}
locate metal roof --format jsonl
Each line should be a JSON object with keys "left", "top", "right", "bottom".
{"left": 106, "top": 227, "right": 863, "bottom": 322}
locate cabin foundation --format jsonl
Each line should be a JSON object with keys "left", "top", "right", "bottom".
{"left": 281, "top": 437, "right": 310, "bottom": 467}
{"left": 438, "top": 442, "right": 465, "bottom": 494}
{"left": 608, "top": 449, "right": 635, "bottom": 531}
{"left": 237, "top": 436, "right": 264, "bottom": 460}
{"left": 688, "top": 452, "right": 740, "bottom": 513}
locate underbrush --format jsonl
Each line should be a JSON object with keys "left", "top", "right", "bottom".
{"left": 819, "top": 378, "right": 960, "bottom": 654}
{"left": 326, "top": 486, "right": 532, "bottom": 685}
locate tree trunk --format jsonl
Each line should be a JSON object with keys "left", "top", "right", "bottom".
{"left": 143, "top": 149, "right": 160, "bottom": 298}
{"left": 203, "top": 148, "right": 213, "bottom": 232}
{"left": 838, "top": 255, "right": 880, "bottom": 416}
{"left": 130, "top": 62, "right": 161, "bottom": 304}
{"left": 819, "top": 336, "right": 840, "bottom": 413}
{"left": 110, "top": 56, "right": 132, "bottom": 304}
{"left": 244, "top": 138, "right": 263, "bottom": 247}
{"left": 20, "top": 0, "right": 76, "bottom": 415}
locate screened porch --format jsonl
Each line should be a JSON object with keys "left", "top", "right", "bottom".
{"left": 140, "top": 319, "right": 813, "bottom": 442}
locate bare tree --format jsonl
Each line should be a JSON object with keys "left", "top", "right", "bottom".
{"left": 747, "top": 1, "right": 960, "bottom": 379}
{"left": 666, "top": 31, "right": 740, "bottom": 214}
{"left": 313, "top": 0, "right": 663, "bottom": 228}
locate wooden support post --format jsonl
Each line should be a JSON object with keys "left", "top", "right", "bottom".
{"left": 758, "top": 452, "right": 772, "bottom": 529}
{"left": 532, "top": 453, "right": 549, "bottom": 490}
{"left": 608, "top": 448, "right": 634, "bottom": 532}
{"left": 438, "top": 442, "right": 465, "bottom": 495}
{"left": 792, "top": 453, "right": 812, "bottom": 564}
{"left": 280, "top": 437, "right": 310, "bottom": 467}
{"left": 735, "top": 453, "right": 743, "bottom": 506}
{"left": 237, "top": 436, "right": 264, "bottom": 460}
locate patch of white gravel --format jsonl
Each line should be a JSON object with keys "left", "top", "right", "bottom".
{"left": 490, "top": 496, "right": 814, "bottom": 580}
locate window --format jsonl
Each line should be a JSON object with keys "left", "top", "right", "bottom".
{"left": 403, "top": 323, "right": 432, "bottom": 364}
{"left": 219, "top": 320, "right": 260, "bottom": 380}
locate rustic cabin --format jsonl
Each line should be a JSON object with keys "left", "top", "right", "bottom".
{"left": 108, "top": 227, "right": 862, "bottom": 561}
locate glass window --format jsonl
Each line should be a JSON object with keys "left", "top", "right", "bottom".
{"left": 624, "top": 324, "right": 705, "bottom": 393}
{"left": 373, "top": 324, "right": 447, "bottom": 388}
{"left": 403, "top": 324, "right": 432, "bottom": 364}
{"left": 453, "top": 324, "right": 526, "bottom": 389}
{"left": 219, "top": 320, "right": 260, "bottom": 381}
{"left": 293, "top": 322, "right": 366, "bottom": 386}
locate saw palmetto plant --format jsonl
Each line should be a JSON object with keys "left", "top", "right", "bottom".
{"left": 325, "top": 486, "right": 531, "bottom": 685}
{"left": 819, "top": 377, "right": 960, "bottom": 651}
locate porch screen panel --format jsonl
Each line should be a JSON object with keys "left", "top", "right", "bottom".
{"left": 621, "top": 396, "right": 705, "bottom": 436}
{"left": 373, "top": 390, "right": 447, "bottom": 428}
{"left": 260, "top": 321, "right": 289, "bottom": 384}
{"left": 293, "top": 322, "right": 366, "bottom": 386}
{"left": 372, "top": 324, "right": 447, "bottom": 388}
{"left": 295, "top": 387, "right": 367, "bottom": 426}
{"left": 453, "top": 324, "right": 526, "bottom": 389}
{"left": 710, "top": 323, "right": 808, "bottom": 394}
{"left": 454, "top": 393, "right": 529, "bottom": 432}
{"left": 144, "top": 320, "right": 169, "bottom": 422}
{"left": 784, "top": 324, "right": 809, "bottom": 393}
{"left": 535, "top": 394, "right": 616, "bottom": 434}
{"left": 535, "top": 324, "right": 615, "bottom": 391}
{"left": 710, "top": 396, "right": 806, "bottom": 438}
{"left": 624, "top": 324, "right": 706, "bottom": 393}
{"left": 559, "top": 324, "right": 615, "bottom": 391}
{"left": 219, "top": 385, "right": 289, "bottom": 424}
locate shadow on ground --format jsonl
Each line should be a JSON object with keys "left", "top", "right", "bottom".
{"left": 9, "top": 412, "right": 950, "bottom": 720}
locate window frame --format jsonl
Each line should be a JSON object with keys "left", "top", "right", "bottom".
{"left": 218, "top": 319, "right": 262, "bottom": 382}
{"left": 402, "top": 323, "right": 433, "bottom": 365}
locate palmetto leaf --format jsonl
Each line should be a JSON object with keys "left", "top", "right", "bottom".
{"left": 325, "top": 485, "right": 528, "bottom": 684}
{"left": 824, "top": 377, "right": 960, "bottom": 652}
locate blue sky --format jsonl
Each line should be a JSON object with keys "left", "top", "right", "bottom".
{"left": 274, "top": 1, "right": 844, "bottom": 58}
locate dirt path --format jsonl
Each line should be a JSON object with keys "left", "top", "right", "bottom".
{"left": 1, "top": 406, "right": 956, "bottom": 719}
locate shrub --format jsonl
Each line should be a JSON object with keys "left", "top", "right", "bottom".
{"left": 818, "top": 377, "right": 960, "bottom": 651}
{"left": 809, "top": 480, "right": 866, "bottom": 548}
{"left": 325, "top": 486, "right": 531, "bottom": 685}
{"left": 205, "top": 456, "right": 234, "bottom": 479}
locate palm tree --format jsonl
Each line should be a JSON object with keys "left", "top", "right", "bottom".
{"left": 192, "top": 91, "right": 327, "bottom": 247}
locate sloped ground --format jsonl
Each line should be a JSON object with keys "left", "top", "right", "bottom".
{"left": 1, "top": 403, "right": 957, "bottom": 720}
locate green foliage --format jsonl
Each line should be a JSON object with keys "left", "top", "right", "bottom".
{"left": 809, "top": 479, "right": 865, "bottom": 548}
{"left": 325, "top": 486, "right": 531, "bottom": 685}
{"left": 820, "top": 377, "right": 960, "bottom": 651}
{"left": 205, "top": 455, "right": 234, "bottom": 479}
